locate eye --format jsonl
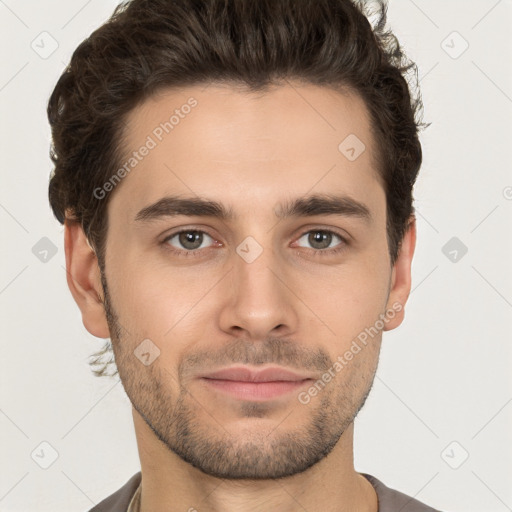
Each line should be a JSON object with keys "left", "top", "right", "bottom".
{"left": 163, "top": 230, "right": 216, "bottom": 253}
{"left": 294, "top": 229, "right": 347, "bottom": 253}
{"left": 160, "top": 227, "right": 348, "bottom": 259}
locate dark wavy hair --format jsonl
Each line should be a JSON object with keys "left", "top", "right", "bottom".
{"left": 47, "top": 0, "right": 427, "bottom": 375}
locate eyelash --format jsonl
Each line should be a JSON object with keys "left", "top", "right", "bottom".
{"left": 161, "top": 228, "right": 349, "bottom": 259}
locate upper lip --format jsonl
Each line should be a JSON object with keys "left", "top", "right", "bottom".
{"left": 200, "top": 366, "right": 314, "bottom": 383}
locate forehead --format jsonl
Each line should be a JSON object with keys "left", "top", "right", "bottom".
{"left": 108, "top": 81, "right": 383, "bottom": 222}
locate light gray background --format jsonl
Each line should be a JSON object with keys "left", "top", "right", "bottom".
{"left": 1, "top": 1, "right": 511, "bottom": 511}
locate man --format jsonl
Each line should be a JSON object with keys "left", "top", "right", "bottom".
{"left": 48, "top": 0, "right": 439, "bottom": 510}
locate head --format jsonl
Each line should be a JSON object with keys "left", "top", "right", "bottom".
{"left": 49, "top": 0, "right": 425, "bottom": 480}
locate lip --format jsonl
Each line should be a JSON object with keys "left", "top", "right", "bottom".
{"left": 199, "top": 365, "right": 314, "bottom": 382}
{"left": 198, "top": 366, "right": 314, "bottom": 401}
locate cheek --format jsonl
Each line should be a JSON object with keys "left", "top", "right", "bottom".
{"left": 297, "top": 257, "right": 390, "bottom": 343}
{"left": 318, "top": 284, "right": 385, "bottom": 341}
{"left": 109, "top": 233, "right": 390, "bottom": 349}
{"left": 110, "top": 258, "right": 221, "bottom": 343}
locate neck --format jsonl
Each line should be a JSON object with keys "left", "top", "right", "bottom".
{"left": 132, "top": 408, "right": 377, "bottom": 512}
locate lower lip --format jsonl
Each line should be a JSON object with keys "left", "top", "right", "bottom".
{"left": 201, "top": 378, "right": 312, "bottom": 401}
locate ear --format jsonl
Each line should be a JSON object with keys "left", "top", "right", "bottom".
{"left": 383, "top": 215, "right": 416, "bottom": 331}
{"left": 64, "top": 220, "right": 110, "bottom": 338}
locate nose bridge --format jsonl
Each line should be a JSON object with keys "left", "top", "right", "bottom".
{"left": 218, "top": 232, "right": 298, "bottom": 336}
{"left": 234, "top": 234, "right": 283, "bottom": 308}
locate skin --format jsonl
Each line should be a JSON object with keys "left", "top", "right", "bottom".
{"left": 65, "top": 81, "right": 416, "bottom": 512}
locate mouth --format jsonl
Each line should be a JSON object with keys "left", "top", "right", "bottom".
{"left": 200, "top": 377, "right": 313, "bottom": 401}
{"left": 198, "top": 366, "right": 315, "bottom": 401}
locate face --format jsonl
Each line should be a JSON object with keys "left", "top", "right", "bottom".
{"left": 75, "top": 82, "right": 414, "bottom": 480}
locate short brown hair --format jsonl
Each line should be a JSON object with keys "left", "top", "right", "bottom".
{"left": 48, "top": 0, "right": 426, "bottom": 273}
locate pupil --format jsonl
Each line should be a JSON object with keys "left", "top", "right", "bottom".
{"left": 180, "top": 231, "right": 202, "bottom": 249}
{"left": 310, "top": 231, "right": 330, "bottom": 249}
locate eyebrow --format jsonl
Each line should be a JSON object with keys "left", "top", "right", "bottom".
{"left": 134, "top": 193, "right": 372, "bottom": 224}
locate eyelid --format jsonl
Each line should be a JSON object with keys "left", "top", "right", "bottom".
{"left": 161, "top": 228, "right": 220, "bottom": 249}
{"left": 292, "top": 223, "right": 351, "bottom": 242}
{"left": 293, "top": 229, "right": 347, "bottom": 250}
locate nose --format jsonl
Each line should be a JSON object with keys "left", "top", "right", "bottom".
{"left": 217, "top": 239, "right": 299, "bottom": 341}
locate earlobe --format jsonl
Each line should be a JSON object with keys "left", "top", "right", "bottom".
{"left": 383, "top": 215, "right": 417, "bottom": 332}
{"left": 64, "top": 220, "right": 110, "bottom": 339}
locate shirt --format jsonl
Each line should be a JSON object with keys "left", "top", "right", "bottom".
{"left": 88, "top": 471, "right": 442, "bottom": 512}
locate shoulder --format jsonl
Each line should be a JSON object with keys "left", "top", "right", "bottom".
{"left": 361, "top": 473, "right": 442, "bottom": 512}
{"left": 87, "top": 472, "right": 142, "bottom": 512}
